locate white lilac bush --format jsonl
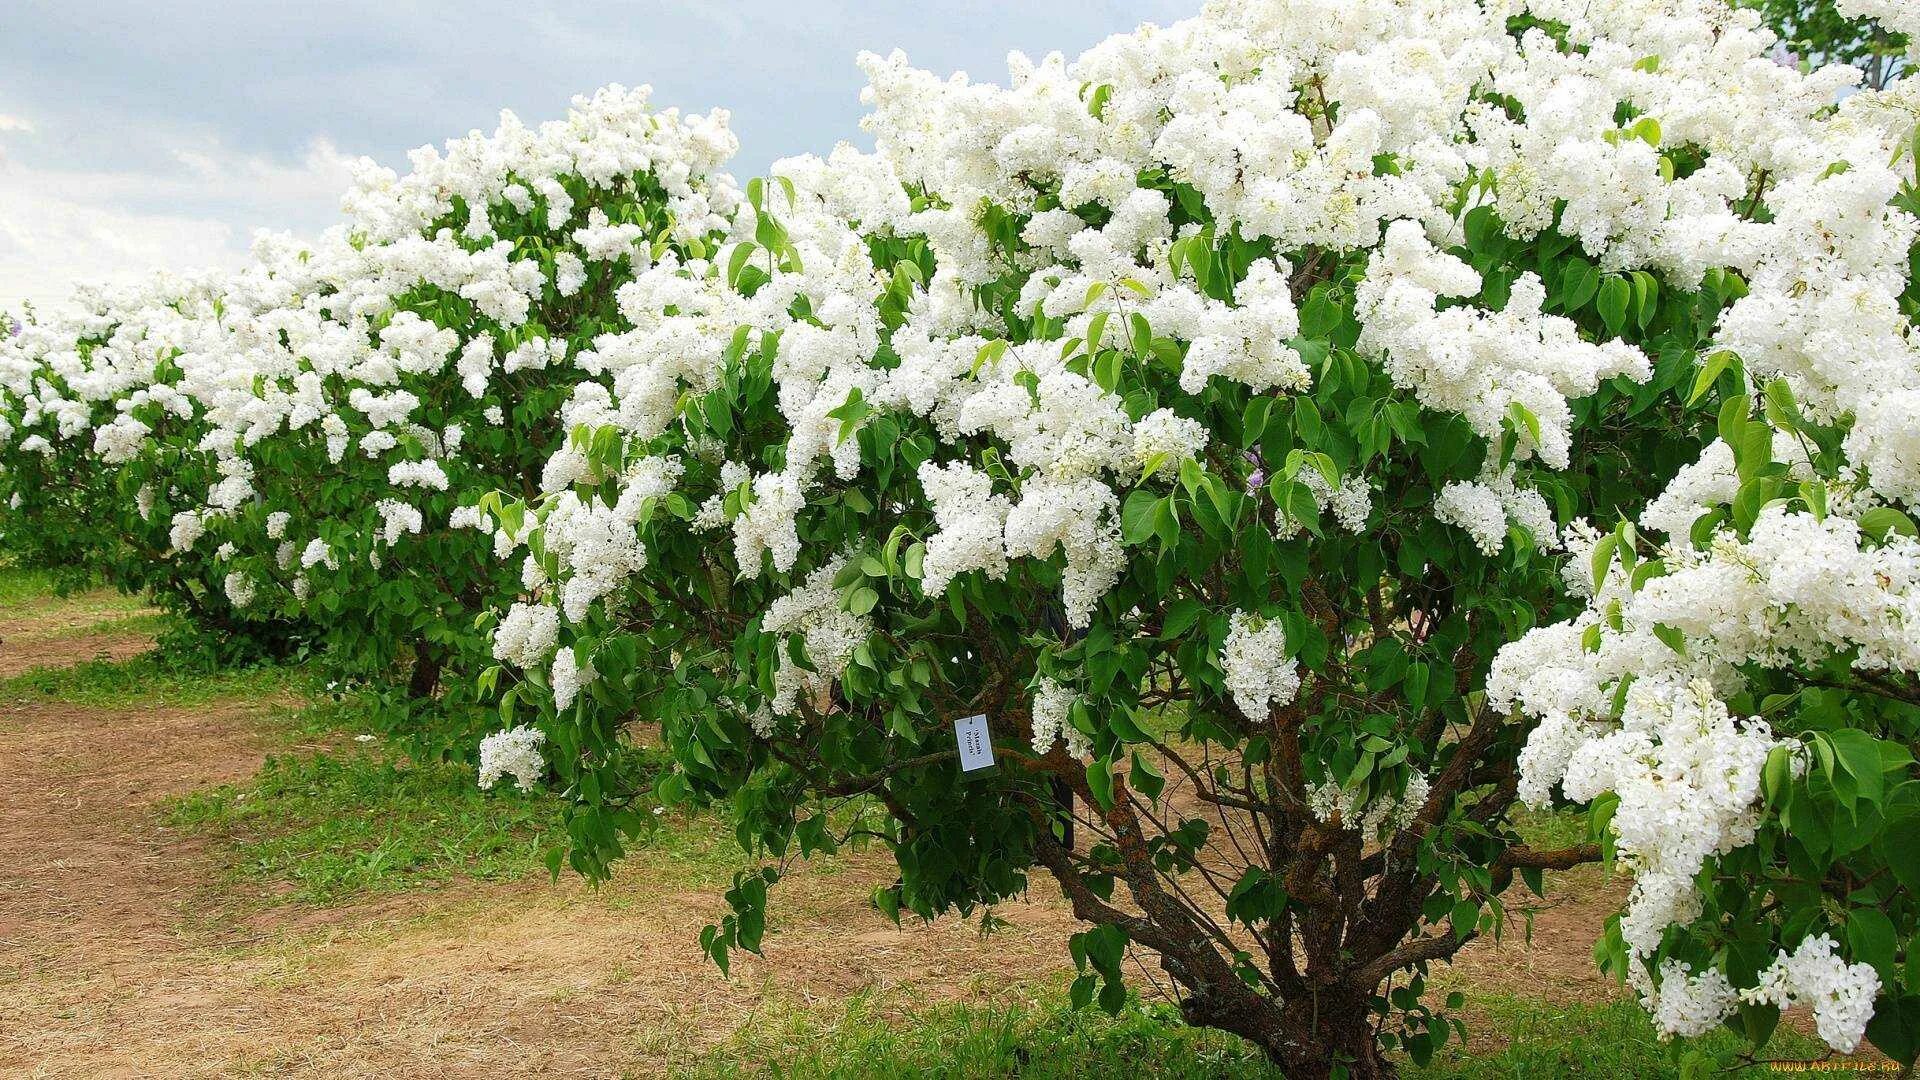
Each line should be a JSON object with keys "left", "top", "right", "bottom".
{"left": 0, "top": 87, "right": 741, "bottom": 718}
{"left": 1492, "top": 49, "right": 1920, "bottom": 1064}
{"left": 0, "top": 274, "right": 301, "bottom": 652}
{"left": 1, "top": 0, "right": 1917, "bottom": 1072}
{"left": 466, "top": 0, "right": 1919, "bottom": 1073}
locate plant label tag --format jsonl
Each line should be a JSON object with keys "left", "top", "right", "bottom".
{"left": 954, "top": 714, "right": 996, "bottom": 773}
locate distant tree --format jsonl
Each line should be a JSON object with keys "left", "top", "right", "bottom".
{"left": 1740, "top": 0, "right": 1909, "bottom": 87}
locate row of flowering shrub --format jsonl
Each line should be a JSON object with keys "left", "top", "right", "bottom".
{"left": 4, "top": 0, "right": 1919, "bottom": 1073}
{"left": 0, "top": 87, "right": 740, "bottom": 718}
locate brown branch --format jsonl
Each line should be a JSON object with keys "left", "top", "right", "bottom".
{"left": 1489, "top": 843, "right": 1603, "bottom": 895}
{"left": 1352, "top": 931, "right": 1470, "bottom": 989}
{"left": 815, "top": 749, "right": 962, "bottom": 797}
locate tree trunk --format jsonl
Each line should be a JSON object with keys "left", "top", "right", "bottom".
{"left": 1179, "top": 983, "right": 1395, "bottom": 1079}
{"left": 408, "top": 649, "right": 442, "bottom": 700}
{"left": 1273, "top": 997, "right": 1396, "bottom": 1080}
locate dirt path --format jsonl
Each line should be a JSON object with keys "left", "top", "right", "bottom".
{"left": 0, "top": 609, "right": 1087, "bottom": 1077}
{"left": 0, "top": 599, "right": 1625, "bottom": 1078}
{"left": 0, "top": 588, "right": 154, "bottom": 678}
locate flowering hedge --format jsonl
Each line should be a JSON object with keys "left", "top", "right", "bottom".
{"left": 466, "top": 0, "right": 1920, "bottom": 1074}
{"left": 0, "top": 277, "right": 302, "bottom": 655}
{"left": 4, "top": 0, "right": 1920, "bottom": 1075}
{"left": 0, "top": 87, "right": 741, "bottom": 716}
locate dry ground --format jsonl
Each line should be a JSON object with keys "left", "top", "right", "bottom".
{"left": 0, "top": 587, "right": 154, "bottom": 678}
{"left": 0, "top": 591, "right": 1628, "bottom": 1078}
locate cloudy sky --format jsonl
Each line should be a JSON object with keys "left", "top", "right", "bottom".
{"left": 0, "top": 0, "right": 1189, "bottom": 311}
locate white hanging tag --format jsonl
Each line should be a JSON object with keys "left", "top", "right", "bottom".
{"left": 954, "top": 713, "right": 996, "bottom": 772}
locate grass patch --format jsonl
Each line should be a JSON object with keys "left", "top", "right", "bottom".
{"left": 0, "top": 564, "right": 73, "bottom": 605}
{"left": 42, "top": 609, "right": 168, "bottom": 640}
{"left": 0, "top": 651, "right": 299, "bottom": 707}
{"left": 675, "top": 988, "right": 1275, "bottom": 1079}
{"left": 168, "top": 749, "right": 561, "bottom": 904}
{"left": 0, "top": 564, "right": 143, "bottom": 612}
{"left": 166, "top": 736, "right": 740, "bottom": 904}
{"left": 1512, "top": 805, "right": 1591, "bottom": 852}
{"left": 673, "top": 986, "right": 1849, "bottom": 1079}
{"left": 1417, "top": 991, "right": 1836, "bottom": 1078}
{"left": 166, "top": 688, "right": 724, "bottom": 904}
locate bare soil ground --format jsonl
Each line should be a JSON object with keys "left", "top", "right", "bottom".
{"left": 0, "top": 600, "right": 1626, "bottom": 1078}
{"left": 0, "top": 589, "right": 155, "bottom": 678}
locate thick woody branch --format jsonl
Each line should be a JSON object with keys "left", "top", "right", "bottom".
{"left": 1352, "top": 931, "right": 1470, "bottom": 989}
{"left": 1489, "top": 843, "right": 1603, "bottom": 894}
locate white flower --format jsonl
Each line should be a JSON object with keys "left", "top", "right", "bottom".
{"left": 387, "top": 459, "right": 450, "bottom": 491}
{"left": 1131, "top": 408, "right": 1209, "bottom": 477}
{"left": 1220, "top": 610, "right": 1301, "bottom": 719}
{"left": 1030, "top": 676, "right": 1090, "bottom": 758}
{"left": 917, "top": 460, "right": 1010, "bottom": 597}
{"left": 374, "top": 499, "right": 424, "bottom": 546}
{"left": 551, "top": 645, "right": 596, "bottom": 712}
{"left": 168, "top": 510, "right": 205, "bottom": 553}
{"left": 493, "top": 602, "right": 561, "bottom": 669}
{"left": 1742, "top": 935, "right": 1881, "bottom": 1053}
{"left": 478, "top": 725, "right": 547, "bottom": 792}
{"left": 762, "top": 559, "right": 872, "bottom": 715}
{"left": 222, "top": 571, "right": 257, "bottom": 609}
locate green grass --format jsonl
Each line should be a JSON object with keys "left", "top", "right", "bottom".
{"left": 165, "top": 737, "right": 750, "bottom": 905}
{"left": 163, "top": 686, "right": 729, "bottom": 904}
{"left": 674, "top": 989, "right": 1276, "bottom": 1079}
{"left": 1511, "top": 805, "right": 1592, "bottom": 851}
{"left": 0, "top": 564, "right": 63, "bottom": 605}
{"left": 674, "top": 987, "right": 1846, "bottom": 1079}
{"left": 43, "top": 609, "right": 169, "bottom": 639}
{"left": 0, "top": 651, "right": 299, "bottom": 707}
{"left": 0, "top": 563, "right": 139, "bottom": 610}
{"left": 1416, "top": 991, "right": 1832, "bottom": 1078}
{"left": 168, "top": 748, "right": 563, "bottom": 904}
{"left": 1, "top": 625, "right": 712, "bottom": 906}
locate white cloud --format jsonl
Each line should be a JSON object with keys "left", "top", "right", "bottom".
{"left": 0, "top": 122, "right": 357, "bottom": 312}
{"left": 0, "top": 182, "right": 237, "bottom": 312}
{"left": 0, "top": 2, "right": 1188, "bottom": 314}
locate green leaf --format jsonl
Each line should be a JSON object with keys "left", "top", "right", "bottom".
{"left": 1597, "top": 275, "right": 1631, "bottom": 336}
{"left": 1717, "top": 395, "right": 1749, "bottom": 448}
{"left": 1849, "top": 909, "right": 1898, "bottom": 981}
{"left": 1860, "top": 507, "right": 1919, "bottom": 541}
{"left": 1120, "top": 489, "right": 1159, "bottom": 546}
{"left": 873, "top": 884, "right": 902, "bottom": 926}
{"left": 1130, "top": 752, "right": 1165, "bottom": 802}
{"left": 1161, "top": 598, "right": 1205, "bottom": 640}
{"left": 1630, "top": 270, "right": 1659, "bottom": 329}
{"left": 1688, "top": 351, "right": 1736, "bottom": 406}
{"left": 1829, "top": 728, "right": 1885, "bottom": 806}
{"left": 972, "top": 339, "right": 1008, "bottom": 376}
{"left": 1087, "top": 757, "right": 1116, "bottom": 810}
{"left": 1763, "top": 744, "right": 1795, "bottom": 808}
{"left": 1152, "top": 497, "right": 1180, "bottom": 551}
{"left": 1451, "top": 898, "right": 1479, "bottom": 940}
{"left": 1561, "top": 259, "right": 1600, "bottom": 311}
{"left": 1296, "top": 397, "right": 1324, "bottom": 445}
{"left": 1651, "top": 623, "right": 1686, "bottom": 655}
{"left": 1506, "top": 401, "right": 1542, "bottom": 449}
{"left": 1589, "top": 532, "right": 1621, "bottom": 588}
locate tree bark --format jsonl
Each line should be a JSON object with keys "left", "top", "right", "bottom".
{"left": 408, "top": 648, "right": 442, "bottom": 700}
